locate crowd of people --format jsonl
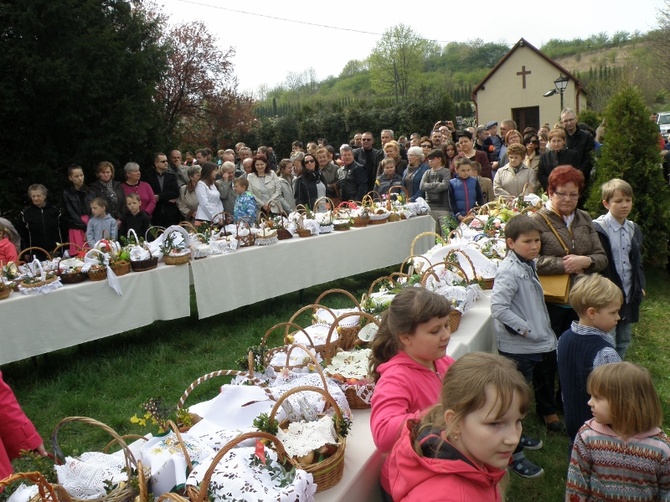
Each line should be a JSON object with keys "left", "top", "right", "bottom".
{"left": 2, "top": 109, "right": 668, "bottom": 501}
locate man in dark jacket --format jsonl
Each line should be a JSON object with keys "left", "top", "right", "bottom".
{"left": 145, "top": 152, "right": 181, "bottom": 228}
{"left": 353, "top": 131, "right": 383, "bottom": 192}
{"left": 337, "top": 145, "right": 367, "bottom": 201}
{"left": 561, "top": 108, "right": 595, "bottom": 183}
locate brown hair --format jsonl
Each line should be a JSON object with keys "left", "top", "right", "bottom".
{"left": 506, "top": 143, "right": 527, "bottom": 158}
{"left": 234, "top": 177, "right": 249, "bottom": 189}
{"left": 587, "top": 362, "right": 663, "bottom": 438}
{"left": 369, "top": 288, "right": 452, "bottom": 382}
{"left": 96, "top": 161, "right": 115, "bottom": 177}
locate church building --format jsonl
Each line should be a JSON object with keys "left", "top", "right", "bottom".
{"left": 472, "top": 38, "right": 588, "bottom": 131}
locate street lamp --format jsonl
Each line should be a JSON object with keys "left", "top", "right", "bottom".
{"left": 553, "top": 74, "right": 569, "bottom": 112}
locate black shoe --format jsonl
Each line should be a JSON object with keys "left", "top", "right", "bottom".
{"left": 519, "top": 434, "right": 543, "bottom": 450}
{"left": 510, "top": 457, "right": 544, "bottom": 479}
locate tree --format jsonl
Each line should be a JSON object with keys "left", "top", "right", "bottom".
{"left": 651, "top": 1, "right": 670, "bottom": 94}
{"left": 586, "top": 86, "right": 670, "bottom": 266}
{"left": 156, "top": 21, "right": 238, "bottom": 145}
{"left": 0, "top": 0, "right": 167, "bottom": 220}
{"left": 368, "top": 24, "right": 435, "bottom": 102}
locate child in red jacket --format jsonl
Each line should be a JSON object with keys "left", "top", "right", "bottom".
{"left": 0, "top": 222, "right": 18, "bottom": 266}
{"left": 387, "top": 353, "right": 531, "bottom": 501}
{"left": 0, "top": 371, "right": 46, "bottom": 480}
{"left": 369, "top": 288, "right": 455, "bottom": 499}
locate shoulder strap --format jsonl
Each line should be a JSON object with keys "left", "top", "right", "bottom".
{"left": 538, "top": 211, "right": 570, "bottom": 255}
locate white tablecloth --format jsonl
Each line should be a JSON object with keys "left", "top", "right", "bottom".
{"left": 1, "top": 263, "right": 191, "bottom": 365}
{"left": 191, "top": 216, "right": 436, "bottom": 319}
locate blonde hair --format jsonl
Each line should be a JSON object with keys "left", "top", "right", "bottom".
{"left": 569, "top": 274, "right": 623, "bottom": 315}
{"left": 601, "top": 178, "right": 633, "bottom": 201}
{"left": 587, "top": 362, "right": 662, "bottom": 438}
{"left": 415, "top": 353, "right": 531, "bottom": 451}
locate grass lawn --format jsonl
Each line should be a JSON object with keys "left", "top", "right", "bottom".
{"left": 2, "top": 266, "right": 669, "bottom": 501}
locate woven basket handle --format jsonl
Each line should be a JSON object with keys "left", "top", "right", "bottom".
{"left": 326, "top": 310, "right": 380, "bottom": 354}
{"left": 420, "top": 261, "right": 468, "bottom": 288}
{"left": 18, "top": 246, "right": 52, "bottom": 262}
{"left": 178, "top": 369, "right": 272, "bottom": 410}
{"left": 446, "top": 250, "right": 477, "bottom": 281}
{"left": 409, "top": 231, "right": 445, "bottom": 257}
{"left": 283, "top": 343, "right": 328, "bottom": 389}
{"left": 287, "top": 304, "right": 339, "bottom": 347}
{"left": 0, "top": 471, "right": 60, "bottom": 502}
{"left": 126, "top": 228, "right": 140, "bottom": 245}
{"left": 260, "top": 321, "right": 322, "bottom": 353}
{"left": 51, "top": 416, "right": 136, "bottom": 477}
{"left": 269, "top": 385, "right": 343, "bottom": 426}
{"left": 314, "top": 288, "right": 361, "bottom": 310}
{"left": 192, "top": 431, "right": 295, "bottom": 502}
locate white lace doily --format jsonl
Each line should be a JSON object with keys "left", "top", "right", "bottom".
{"left": 267, "top": 346, "right": 322, "bottom": 369}
{"left": 325, "top": 349, "right": 371, "bottom": 380}
{"left": 290, "top": 324, "right": 339, "bottom": 346}
{"left": 186, "top": 446, "right": 316, "bottom": 502}
{"left": 55, "top": 452, "right": 128, "bottom": 500}
{"left": 276, "top": 415, "right": 338, "bottom": 457}
{"left": 314, "top": 308, "right": 360, "bottom": 327}
{"left": 269, "top": 373, "right": 351, "bottom": 421}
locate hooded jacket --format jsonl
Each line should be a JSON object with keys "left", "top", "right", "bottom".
{"left": 388, "top": 420, "right": 505, "bottom": 501}
{"left": 370, "top": 351, "right": 455, "bottom": 493}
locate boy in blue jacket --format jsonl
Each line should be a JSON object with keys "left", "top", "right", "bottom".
{"left": 448, "top": 157, "right": 483, "bottom": 220}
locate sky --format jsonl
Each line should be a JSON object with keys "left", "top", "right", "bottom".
{"left": 158, "top": 0, "right": 664, "bottom": 95}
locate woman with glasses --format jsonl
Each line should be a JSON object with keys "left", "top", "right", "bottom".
{"left": 523, "top": 133, "right": 541, "bottom": 173}
{"left": 530, "top": 165, "right": 607, "bottom": 434}
{"left": 294, "top": 153, "right": 327, "bottom": 208}
{"left": 537, "top": 129, "right": 580, "bottom": 191}
{"left": 419, "top": 137, "right": 433, "bottom": 157}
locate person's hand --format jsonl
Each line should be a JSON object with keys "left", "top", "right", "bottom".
{"left": 155, "top": 194, "right": 159, "bottom": 202}
{"left": 35, "top": 443, "right": 48, "bottom": 457}
{"left": 563, "top": 254, "right": 589, "bottom": 274}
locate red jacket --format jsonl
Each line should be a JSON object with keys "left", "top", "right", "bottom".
{"left": 370, "top": 351, "right": 455, "bottom": 492}
{"left": 0, "top": 371, "right": 43, "bottom": 479}
{"left": 0, "top": 237, "right": 18, "bottom": 266}
{"left": 388, "top": 421, "right": 506, "bottom": 501}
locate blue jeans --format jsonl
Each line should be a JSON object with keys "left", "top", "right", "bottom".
{"left": 612, "top": 321, "right": 632, "bottom": 359}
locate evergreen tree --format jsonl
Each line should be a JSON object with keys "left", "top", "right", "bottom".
{"left": 586, "top": 86, "right": 670, "bottom": 266}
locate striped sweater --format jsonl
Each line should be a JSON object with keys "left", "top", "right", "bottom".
{"left": 566, "top": 419, "right": 670, "bottom": 501}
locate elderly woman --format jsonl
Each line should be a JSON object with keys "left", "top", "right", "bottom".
{"left": 177, "top": 165, "right": 201, "bottom": 222}
{"left": 90, "top": 161, "right": 125, "bottom": 223}
{"left": 248, "top": 154, "right": 282, "bottom": 214}
{"left": 122, "top": 162, "right": 156, "bottom": 217}
{"left": 195, "top": 162, "right": 223, "bottom": 223}
{"left": 493, "top": 143, "right": 538, "bottom": 197}
{"left": 530, "top": 165, "right": 607, "bottom": 433}
{"left": 498, "top": 129, "right": 523, "bottom": 168}
{"left": 538, "top": 129, "right": 579, "bottom": 190}
{"left": 378, "top": 140, "right": 407, "bottom": 177}
{"left": 403, "top": 146, "right": 429, "bottom": 201}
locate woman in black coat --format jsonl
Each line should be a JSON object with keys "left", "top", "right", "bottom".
{"left": 538, "top": 129, "right": 580, "bottom": 191}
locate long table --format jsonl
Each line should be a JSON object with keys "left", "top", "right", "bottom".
{"left": 1, "top": 216, "right": 435, "bottom": 366}
{"left": 0, "top": 263, "right": 192, "bottom": 366}
{"left": 314, "top": 292, "right": 494, "bottom": 501}
{"left": 190, "top": 215, "right": 436, "bottom": 319}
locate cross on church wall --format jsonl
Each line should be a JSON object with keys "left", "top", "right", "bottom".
{"left": 516, "top": 65, "right": 531, "bottom": 89}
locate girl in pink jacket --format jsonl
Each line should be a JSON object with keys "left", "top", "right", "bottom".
{"left": 0, "top": 371, "right": 46, "bottom": 480}
{"left": 387, "top": 352, "right": 532, "bottom": 502}
{"left": 369, "top": 288, "right": 456, "bottom": 498}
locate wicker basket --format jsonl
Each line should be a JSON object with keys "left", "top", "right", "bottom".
{"left": 287, "top": 304, "right": 341, "bottom": 361}
{"left": 51, "top": 416, "right": 149, "bottom": 502}
{"left": 109, "top": 260, "right": 130, "bottom": 277}
{"left": 344, "top": 382, "right": 375, "bottom": 409}
{"left": 235, "top": 217, "right": 256, "bottom": 247}
{"left": 184, "top": 431, "right": 302, "bottom": 502}
{"left": 177, "top": 369, "right": 271, "bottom": 411}
{"left": 18, "top": 246, "right": 52, "bottom": 264}
{"left": 0, "top": 286, "right": 10, "bottom": 300}
{"left": 448, "top": 309, "right": 463, "bottom": 333}
{"left": 57, "top": 257, "right": 87, "bottom": 285}
{"left": 0, "top": 471, "right": 62, "bottom": 502}
{"left": 163, "top": 252, "right": 190, "bottom": 265}
{"left": 296, "top": 228, "right": 313, "bottom": 238}
{"left": 261, "top": 319, "right": 337, "bottom": 369}
{"left": 313, "top": 288, "right": 366, "bottom": 351}
{"left": 130, "top": 252, "right": 158, "bottom": 272}
{"left": 87, "top": 266, "right": 107, "bottom": 281}
{"left": 409, "top": 231, "right": 446, "bottom": 258}
{"left": 269, "top": 386, "right": 346, "bottom": 492}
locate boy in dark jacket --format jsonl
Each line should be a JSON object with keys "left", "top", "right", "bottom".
{"left": 592, "top": 179, "right": 645, "bottom": 359}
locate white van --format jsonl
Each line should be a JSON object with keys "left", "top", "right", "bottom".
{"left": 657, "top": 112, "right": 670, "bottom": 140}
